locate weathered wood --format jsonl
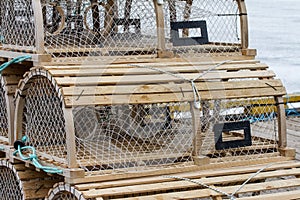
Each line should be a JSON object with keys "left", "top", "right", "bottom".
{"left": 83, "top": 172, "right": 300, "bottom": 199}
{"left": 238, "top": 190, "right": 300, "bottom": 200}
{"left": 237, "top": 0, "right": 248, "bottom": 49}
{"left": 46, "top": 63, "right": 269, "bottom": 76}
{"left": 75, "top": 164, "right": 300, "bottom": 191}
{"left": 32, "top": 0, "right": 45, "bottom": 54}
{"left": 190, "top": 102, "right": 201, "bottom": 159}
{"left": 64, "top": 87, "right": 286, "bottom": 107}
{"left": 64, "top": 108, "right": 79, "bottom": 168}
{"left": 44, "top": 59, "right": 260, "bottom": 68}
{"left": 62, "top": 80, "right": 283, "bottom": 96}
{"left": 109, "top": 178, "right": 300, "bottom": 200}
{"left": 0, "top": 50, "right": 51, "bottom": 63}
{"left": 68, "top": 158, "right": 295, "bottom": 185}
{"left": 153, "top": 0, "right": 167, "bottom": 56}
{"left": 55, "top": 70, "right": 276, "bottom": 86}
{"left": 276, "top": 97, "right": 287, "bottom": 148}
{"left": 6, "top": 95, "right": 15, "bottom": 145}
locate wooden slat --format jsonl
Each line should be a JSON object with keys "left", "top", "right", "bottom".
{"left": 238, "top": 190, "right": 300, "bottom": 200}
{"left": 86, "top": 178, "right": 300, "bottom": 199}
{"left": 64, "top": 87, "right": 286, "bottom": 106}
{"left": 45, "top": 62, "right": 262, "bottom": 70}
{"left": 47, "top": 63, "right": 268, "bottom": 76}
{"left": 44, "top": 61, "right": 260, "bottom": 70}
{"left": 3, "top": 75, "right": 23, "bottom": 85}
{"left": 55, "top": 70, "right": 276, "bottom": 86}
{"left": 62, "top": 79, "right": 283, "bottom": 96}
{"left": 48, "top": 57, "right": 259, "bottom": 66}
{"left": 77, "top": 167, "right": 300, "bottom": 194}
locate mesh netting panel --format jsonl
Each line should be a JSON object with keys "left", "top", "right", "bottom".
{"left": 43, "top": 0, "right": 157, "bottom": 57}
{"left": 0, "top": 163, "right": 23, "bottom": 200}
{"left": 0, "top": 76, "right": 8, "bottom": 138}
{"left": 199, "top": 97, "right": 278, "bottom": 162}
{"left": 23, "top": 76, "right": 67, "bottom": 163}
{"left": 73, "top": 102, "right": 193, "bottom": 173}
{"left": 164, "top": 0, "right": 241, "bottom": 57}
{"left": 0, "top": 0, "right": 36, "bottom": 51}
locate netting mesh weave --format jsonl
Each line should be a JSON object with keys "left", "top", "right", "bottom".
{"left": 0, "top": 0, "right": 36, "bottom": 51}
{"left": 0, "top": 161, "right": 23, "bottom": 200}
{"left": 164, "top": 0, "right": 241, "bottom": 56}
{"left": 199, "top": 97, "right": 278, "bottom": 163}
{"left": 22, "top": 76, "right": 67, "bottom": 163}
{"left": 0, "top": 0, "right": 243, "bottom": 58}
{"left": 0, "top": 76, "right": 8, "bottom": 139}
{"left": 73, "top": 102, "right": 193, "bottom": 173}
{"left": 43, "top": 0, "right": 157, "bottom": 57}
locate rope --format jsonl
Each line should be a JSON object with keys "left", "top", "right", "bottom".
{"left": 0, "top": 55, "right": 32, "bottom": 73}
{"left": 285, "top": 94, "right": 300, "bottom": 117}
{"left": 13, "top": 136, "right": 63, "bottom": 174}
{"left": 163, "top": 163, "right": 273, "bottom": 200}
{"left": 164, "top": 175, "right": 233, "bottom": 198}
{"left": 244, "top": 112, "right": 276, "bottom": 124}
{"left": 129, "top": 60, "right": 231, "bottom": 109}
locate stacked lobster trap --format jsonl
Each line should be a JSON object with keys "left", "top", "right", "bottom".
{"left": 0, "top": 0, "right": 298, "bottom": 199}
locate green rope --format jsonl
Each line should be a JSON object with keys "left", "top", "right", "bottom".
{"left": 0, "top": 55, "right": 32, "bottom": 72}
{"left": 13, "top": 136, "right": 63, "bottom": 174}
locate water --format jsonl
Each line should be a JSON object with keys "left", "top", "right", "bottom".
{"left": 246, "top": 0, "right": 300, "bottom": 93}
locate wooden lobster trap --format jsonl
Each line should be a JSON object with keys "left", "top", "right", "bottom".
{"left": 0, "top": 0, "right": 298, "bottom": 199}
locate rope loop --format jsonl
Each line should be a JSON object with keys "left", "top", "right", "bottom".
{"left": 13, "top": 136, "right": 63, "bottom": 174}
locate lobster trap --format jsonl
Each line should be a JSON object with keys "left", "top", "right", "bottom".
{"left": 0, "top": 159, "right": 63, "bottom": 200}
{"left": 0, "top": 0, "right": 298, "bottom": 199}
{"left": 0, "top": 0, "right": 248, "bottom": 59}
{"left": 13, "top": 59, "right": 288, "bottom": 175}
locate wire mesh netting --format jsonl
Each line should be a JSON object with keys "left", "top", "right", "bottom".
{"left": 48, "top": 185, "right": 93, "bottom": 200}
{"left": 0, "top": 161, "right": 23, "bottom": 200}
{"left": 22, "top": 76, "right": 67, "bottom": 164}
{"left": 43, "top": 0, "right": 158, "bottom": 57}
{"left": 0, "top": 76, "right": 8, "bottom": 139}
{"left": 199, "top": 97, "right": 278, "bottom": 163}
{"left": 73, "top": 102, "right": 193, "bottom": 173}
{"left": 0, "top": 0, "right": 36, "bottom": 51}
{"left": 19, "top": 75, "right": 280, "bottom": 173}
{"left": 164, "top": 0, "right": 241, "bottom": 57}
{"left": 0, "top": 0, "right": 243, "bottom": 58}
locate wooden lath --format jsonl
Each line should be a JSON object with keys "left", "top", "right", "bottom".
{"left": 26, "top": 59, "right": 286, "bottom": 107}
{"left": 46, "top": 159, "right": 300, "bottom": 199}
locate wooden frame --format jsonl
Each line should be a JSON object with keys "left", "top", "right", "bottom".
{"left": 153, "top": 0, "right": 168, "bottom": 57}
{"left": 237, "top": 0, "right": 249, "bottom": 50}
{"left": 14, "top": 70, "right": 76, "bottom": 168}
{"left": 32, "top": 0, "right": 46, "bottom": 54}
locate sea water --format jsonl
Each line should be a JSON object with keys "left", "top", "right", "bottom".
{"left": 247, "top": 0, "right": 300, "bottom": 93}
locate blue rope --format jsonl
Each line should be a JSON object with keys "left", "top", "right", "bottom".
{"left": 285, "top": 94, "right": 300, "bottom": 117}
{"left": 13, "top": 136, "right": 63, "bottom": 174}
{"left": 243, "top": 112, "right": 276, "bottom": 124}
{"left": 0, "top": 55, "right": 32, "bottom": 72}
